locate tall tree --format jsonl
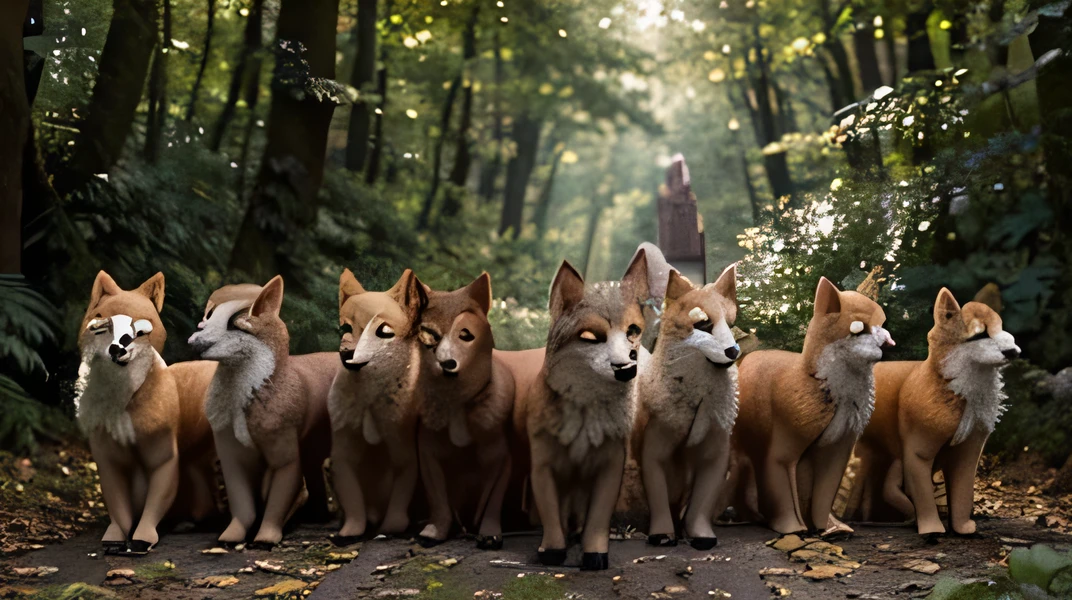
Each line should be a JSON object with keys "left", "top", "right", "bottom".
{"left": 62, "top": 0, "right": 158, "bottom": 191}
{"left": 498, "top": 113, "right": 541, "bottom": 237}
{"left": 344, "top": 0, "right": 377, "bottom": 172}
{"left": 477, "top": 28, "right": 504, "bottom": 201}
{"left": 211, "top": 0, "right": 264, "bottom": 151}
{"left": 417, "top": 73, "right": 461, "bottom": 230}
{"left": 185, "top": 0, "right": 216, "bottom": 122}
{"left": 853, "top": 19, "right": 883, "bottom": 92}
{"left": 1, "top": 0, "right": 30, "bottom": 273}
{"left": 441, "top": 5, "right": 481, "bottom": 219}
{"left": 144, "top": 0, "right": 172, "bottom": 163}
{"left": 228, "top": 0, "right": 341, "bottom": 282}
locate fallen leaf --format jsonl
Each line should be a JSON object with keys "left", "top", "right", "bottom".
{"left": 769, "top": 535, "right": 808, "bottom": 553}
{"left": 105, "top": 569, "right": 135, "bottom": 579}
{"left": 664, "top": 585, "right": 688, "bottom": 593}
{"left": 328, "top": 551, "right": 358, "bottom": 563}
{"left": 802, "top": 564, "right": 853, "bottom": 579}
{"left": 438, "top": 557, "right": 458, "bottom": 567}
{"left": 193, "top": 575, "right": 240, "bottom": 588}
{"left": 255, "top": 559, "right": 285, "bottom": 573}
{"left": 254, "top": 579, "right": 307, "bottom": 596}
{"left": 903, "top": 559, "right": 940, "bottom": 575}
{"left": 759, "top": 567, "right": 802, "bottom": 576}
{"left": 202, "top": 547, "right": 229, "bottom": 554}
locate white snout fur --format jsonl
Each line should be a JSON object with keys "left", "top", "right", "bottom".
{"left": 681, "top": 322, "right": 738, "bottom": 365}
{"left": 349, "top": 318, "right": 393, "bottom": 366}
{"left": 105, "top": 314, "right": 153, "bottom": 363}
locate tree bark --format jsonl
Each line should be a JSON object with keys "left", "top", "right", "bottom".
{"left": 228, "top": 0, "right": 341, "bottom": 282}
{"left": 441, "top": 5, "right": 480, "bottom": 219}
{"left": 416, "top": 74, "right": 460, "bottom": 230}
{"left": 906, "top": 2, "right": 937, "bottom": 73}
{"left": 344, "top": 0, "right": 377, "bottom": 172}
{"left": 0, "top": 0, "right": 30, "bottom": 274}
{"left": 210, "top": 0, "right": 263, "bottom": 151}
{"left": 750, "top": 25, "right": 794, "bottom": 205}
{"left": 185, "top": 0, "right": 216, "bottom": 122}
{"left": 365, "top": 58, "right": 387, "bottom": 185}
{"left": 477, "top": 28, "right": 504, "bottom": 202}
{"left": 854, "top": 21, "right": 883, "bottom": 92}
{"left": 532, "top": 146, "right": 564, "bottom": 239}
{"left": 63, "top": 0, "right": 158, "bottom": 191}
{"left": 498, "top": 113, "right": 541, "bottom": 238}
{"left": 144, "top": 0, "right": 171, "bottom": 164}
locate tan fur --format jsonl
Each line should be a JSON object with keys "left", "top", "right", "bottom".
{"left": 847, "top": 288, "right": 1014, "bottom": 535}
{"left": 77, "top": 271, "right": 218, "bottom": 549}
{"left": 635, "top": 265, "right": 739, "bottom": 542}
{"left": 414, "top": 273, "right": 517, "bottom": 545}
{"left": 514, "top": 253, "right": 648, "bottom": 567}
{"left": 730, "top": 277, "right": 889, "bottom": 535}
{"left": 197, "top": 276, "right": 335, "bottom": 545}
{"left": 328, "top": 269, "right": 431, "bottom": 538}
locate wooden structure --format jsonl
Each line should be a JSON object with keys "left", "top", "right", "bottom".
{"left": 657, "top": 154, "right": 706, "bottom": 284}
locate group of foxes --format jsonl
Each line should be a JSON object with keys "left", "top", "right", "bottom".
{"left": 74, "top": 242, "right": 1019, "bottom": 570}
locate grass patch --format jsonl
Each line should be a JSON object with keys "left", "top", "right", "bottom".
{"left": 500, "top": 574, "right": 565, "bottom": 600}
{"left": 28, "top": 583, "right": 117, "bottom": 599}
{"left": 134, "top": 560, "right": 178, "bottom": 581}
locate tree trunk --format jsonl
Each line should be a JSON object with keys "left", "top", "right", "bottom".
{"left": 477, "top": 28, "right": 504, "bottom": 202}
{"left": 144, "top": 0, "right": 171, "bottom": 164}
{"left": 532, "top": 146, "right": 564, "bottom": 239}
{"left": 63, "top": 0, "right": 158, "bottom": 191}
{"left": 365, "top": 58, "right": 386, "bottom": 185}
{"left": 854, "top": 21, "right": 883, "bottom": 92}
{"left": 210, "top": 0, "right": 263, "bottom": 152}
{"left": 344, "top": 0, "right": 377, "bottom": 172}
{"left": 185, "top": 0, "right": 215, "bottom": 122}
{"left": 0, "top": 0, "right": 30, "bottom": 274}
{"left": 441, "top": 5, "right": 480, "bottom": 219}
{"left": 416, "top": 74, "right": 460, "bottom": 230}
{"left": 228, "top": 0, "right": 341, "bottom": 282}
{"left": 498, "top": 113, "right": 541, "bottom": 238}
{"left": 750, "top": 25, "right": 794, "bottom": 204}
{"left": 906, "top": 2, "right": 937, "bottom": 73}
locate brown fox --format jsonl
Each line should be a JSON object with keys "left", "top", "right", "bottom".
{"left": 328, "top": 268, "right": 431, "bottom": 543}
{"left": 188, "top": 276, "right": 335, "bottom": 547}
{"left": 75, "top": 271, "right": 217, "bottom": 553}
{"left": 634, "top": 264, "right": 739, "bottom": 550}
{"left": 730, "top": 277, "right": 893, "bottom": 535}
{"left": 514, "top": 251, "right": 650, "bottom": 571}
{"left": 846, "top": 287, "right": 1019, "bottom": 536}
{"left": 414, "top": 273, "right": 516, "bottom": 549}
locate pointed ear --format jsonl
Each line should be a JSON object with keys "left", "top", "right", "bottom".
{"left": 813, "top": 276, "right": 841, "bottom": 316}
{"left": 972, "top": 282, "right": 1002, "bottom": 314}
{"left": 466, "top": 272, "right": 493, "bottom": 315}
{"left": 251, "top": 275, "right": 285, "bottom": 317}
{"left": 548, "top": 261, "right": 585, "bottom": 322}
{"left": 135, "top": 272, "right": 166, "bottom": 313}
{"left": 665, "top": 270, "right": 693, "bottom": 302}
{"left": 621, "top": 247, "right": 650, "bottom": 303}
{"left": 388, "top": 269, "right": 428, "bottom": 322}
{"left": 712, "top": 263, "right": 737, "bottom": 306}
{"left": 89, "top": 270, "right": 122, "bottom": 310}
{"left": 339, "top": 268, "right": 366, "bottom": 312}
{"left": 934, "top": 287, "right": 961, "bottom": 323}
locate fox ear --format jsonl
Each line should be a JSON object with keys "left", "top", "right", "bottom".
{"left": 466, "top": 272, "right": 493, "bottom": 315}
{"left": 252, "top": 275, "right": 285, "bottom": 317}
{"left": 813, "top": 277, "right": 841, "bottom": 316}
{"left": 972, "top": 282, "right": 1002, "bottom": 314}
{"left": 665, "top": 270, "right": 693, "bottom": 302}
{"left": 135, "top": 272, "right": 166, "bottom": 313}
{"left": 621, "top": 247, "right": 651, "bottom": 304}
{"left": 934, "top": 287, "right": 961, "bottom": 323}
{"left": 89, "top": 270, "right": 122, "bottom": 310}
{"left": 712, "top": 263, "right": 737, "bottom": 306}
{"left": 339, "top": 268, "right": 366, "bottom": 312}
{"left": 549, "top": 261, "right": 585, "bottom": 322}
{"left": 389, "top": 269, "right": 428, "bottom": 322}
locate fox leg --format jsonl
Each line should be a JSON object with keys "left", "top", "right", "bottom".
{"left": 216, "top": 431, "right": 264, "bottom": 544}
{"left": 683, "top": 429, "right": 731, "bottom": 540}
{"left": 941, "top": 432, "right": 987, "bottom": 535}
{"left": 253, "top": 428, "right": 302, "bottom": 544}
{"left": 380, "top": 425, "right": 418, "bottom": 534}
{"left": 804, "top": 435, "right": 856, "bottom": 534}
{"left": 639, "top": 421, "right": 677, "bottom": 539}
{"left": 902, "top": 434, "right": 944, "bottom": 535}
{"left": 475, "top": 436, "right": 511, "bottom": 538}
{"left": 185, "top": 458, "right": 218, "bottom": 521}
{"left": 91, "top": 437, "right": 135, "bottom": 544}
{"left": 418, "top": 428, "right": 453, "bottom": 542}
{"left": 530, "top": 439, "right": 566, "bottom": 553}
{"left": 331, "top": 431, "right": 368, "bottom": 538}
{"left": 581, "top": 443, "right": 626, "bottom": 556}
{"left": 130, "top": 433, "right": 180, "bottom": 548}
{"left": 881, "top": 458, "right": 915, "bottom": 518}
{"left": 758, "top": 447, "right": 807, "bottom": 534}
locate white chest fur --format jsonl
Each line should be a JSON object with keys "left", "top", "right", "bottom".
{"left": 647, "top": 348, "right": 739, "bottom": 447}
{"left": 942, "top": 345, "right": 1007, "bottom": 446}
{"left": 814, "top": 333, "right": 883, "bottom": 447}
{"left": 205, "top": 343, "right": 276, "bottom": 448}
{"left": 75, "top": 349, "right": 162, "bottom": 446}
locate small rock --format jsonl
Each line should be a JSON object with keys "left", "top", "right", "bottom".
{"left": 255, "top": 559, "right": 285, "bottom": 573}
{"left": 903, "top": 559, "right": 940, "bottom": 575}
{"left": 765, "top": 582, "right": 791, "bottom": 597}
{"left": 664, "top": 585, "right": 688, "bottom": 594}
{"left": 105, "top": 569, "right": 135, "bottom": 579}
{"left": 104, "top": 577, "right": 132, "bottom": 587}
{"left": 708, "top": 591, "right": 731, "bottom": 598}
{"left": 202, "top": 547, "right": 229, "bottom": 554}
{"left": 254, "top": 579, "right": 307, "bottom": 596}
{"left": 759, "top": 567, "right": 801, "bottom": 577}
{"left": 438, "top": 557, "right": 459, "bottom": 567}
{"left": 876, "top": 544, "right": 891, "bottom": 551}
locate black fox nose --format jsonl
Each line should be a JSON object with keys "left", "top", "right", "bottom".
{"left": 629, "top": 349, "right": 638, "bottom": 361}
{"left": 725, "top": 345, "right": 740, "bottom": 360}
{"left": 440, "top": 359, "right": 458, "bottom": 372}
{"left": 1002, "top": 348, "right": 1020, "bottom": 360}
{"left": 612, "top": 362, "right": 637, "bottom": 382}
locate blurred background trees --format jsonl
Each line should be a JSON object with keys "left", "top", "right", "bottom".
{"left": 2, "top": 0, "right": 1070, "bottom": 459}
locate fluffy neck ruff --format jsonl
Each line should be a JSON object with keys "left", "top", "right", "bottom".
{"left": 940, "top": 346, "right": 1007, "bottom": 446}
{"left": 652, "top": 339, "right": 739, "bottom": 445}
{"left": 75, "top": 347, "right": 163, "bottom": 446}
{"left": 813, "top": 334, "right": 880, "bottom": 447}
{"left": 204, "top": 340, "right": 277, "bottom": 448}
{"left": 328, "top": 341, "right": 425, "bottom": 445}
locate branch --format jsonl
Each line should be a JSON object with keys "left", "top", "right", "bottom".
{"left": 969, "top": 48, "right": 1063, "bottom": 101}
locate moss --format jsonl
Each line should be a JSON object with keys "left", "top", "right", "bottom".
{"left": 133, "top": 561, "right": 178, "bottom": 582}
{"left": 500, "top": 574, "right": 566, "bottom": 600}
{"left": 27, "top": 582, "right": 117, "bottom": 600}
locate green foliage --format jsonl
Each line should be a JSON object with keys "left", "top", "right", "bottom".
{"left": 0, "top": 276, "right": 58, "bottom": 374}
{"left": 500, "top": 574, "right": 566, "bottom": 600}
{"left": 928, "top": 544, "right": 1072, "bottom": 599}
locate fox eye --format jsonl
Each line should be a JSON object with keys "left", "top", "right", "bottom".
{"left": 626, "top": 324, "right": 642, "bottom": 338}
{"left": 376, "top": 323, "right": 395, "bottom": 339}
{"left": 580, "top": 330, "right": 599, "bottom": 342}
{"left": 339, "top": 323, "right": 353, "bottom": 337}
{"left": 693, "top": 320, "right": 713, "bottom": 333}
{"left": 459, "top": 328, "right": 475, "bottom": 342}
{"left": 419, "top": 326, "right": 440, "bottom": 347}
{"left": 967, "top": 331, "right": 989, "bottom": 342}
{"left": 205, "top": 307, "right": 215, "bottom": 321}
{"left": 227, "top": 312, "right": 242, "bottom": 330}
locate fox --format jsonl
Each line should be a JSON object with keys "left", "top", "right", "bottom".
{"left": 188, "top": 276, "right": 335, "bottom": 547}
{"left": 328, "top": 268, "right": 431, "bottom": 543}
{"left": 845, "top": 287, "right": 1019, "bottom": 537}
{"left": 634, "top": 264, "right": 739, "bottom": 550}
{"left": 75, "top": 271, "right": 217, "bottom": 553}
{"left": 513, "top": 251, "right": 650, "bottom": 571}
{"left": 729, "top": 276, "right": 893, "bottom": 536}
{"left": 413, "top": 273, "right": 516, "bottom": 549}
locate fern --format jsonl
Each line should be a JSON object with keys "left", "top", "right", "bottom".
{"left": 0, "top": 275, "right": 58, "bottom": 376}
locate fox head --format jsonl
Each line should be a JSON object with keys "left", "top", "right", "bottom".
{"left": 658, "top": 264, "right": 739, "bottom": 368}
{"left": 337, "top": 268, "right": 427, "bottom": 372}
{"left": 802, "top": 276, "right": 894, "bottom": 374}
{"left": 929, "top": 287, "right": 1019, "bottom": 368}
{"left": 545, "top": 250, "right": 649, "bottom": 386}
{"left": 418, "top": 273, "right": 493, "bottom": 383}
{"left": 188, "top": 276, "right": 289, "bottom": 364}
{"left": 80, "top": 271, "right": 167, "bottom": 365}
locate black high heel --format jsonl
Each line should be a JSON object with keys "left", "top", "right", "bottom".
{"left": 537, "top": 547, "right": 568, "bottom": 566}
{"left": 581, "top": 552, "right": 609, "bottom": 571}
{"left": 687, "top": 536, "right": 718, "bottom": 551}
{"left": 476, "top": 535, "right": 503, "bottom": 550}
{"left": 647, "top": 533, "right": 678, "bottom": 547}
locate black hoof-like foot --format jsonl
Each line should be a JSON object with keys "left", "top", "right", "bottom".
{"left": 537, "top": 547, "right": 568, "bottom": 566}
{"left": 476, "top": 535, "right": 503, "bottom": 550}
{"left": 126, "top": 540, "right": 154, "bottom": 555}
{"left": 951, "top": 530, "right": 983, "bottom": 539}
{"left": 329, "top": 534, "right": 362, "bottom": 547}
{"left": 647, "top": 534, "right": 678, "bottom": 547}
{"left": 922, "top": 532, "right": 942, "bottom": 545}
{"left": 246, "top": 541, "right": 277, "bottom": 551}
{"left": 580, "top": 552, "right": 609, "bottom": 571}
{"left": 416, "top": 535, "right": 446, "bottom": 548}
{"left": 688, "top": 536, "right": 718, "bottom": 551}
{"left": 103, "top": 542, "right": 128, "bottom": 555}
